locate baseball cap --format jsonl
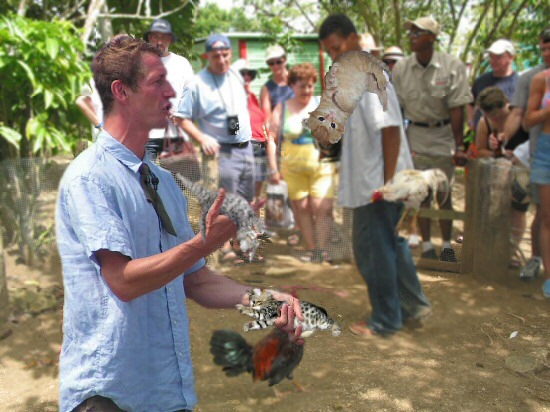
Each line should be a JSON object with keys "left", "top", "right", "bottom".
{"left": 265, "top": 45, "right": 286, "bottom": 61}
{"left": 144, "top": 19, "right": 177, "bottom": 43}
{"left": 205, "top": 34, "right": 232, "bottom": 52}
{"left": 404, "top": 16, "right": 440, "bottom": 36}
{"left": 486, "top": 39, "right": 515, "bottom": 56}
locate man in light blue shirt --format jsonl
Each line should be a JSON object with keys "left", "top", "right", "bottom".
{"left": 176, "top": 33, "right": 256, "bottom": 262}
{"left": 176, "top": 33, "right": 255, "bottom": 201}
{"left": 56, "top": 34, "right": 302, "bottom": 412}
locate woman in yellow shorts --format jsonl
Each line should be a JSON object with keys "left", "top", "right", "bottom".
{"left": 270, "top": 63, "right": 336, "bottom": 263}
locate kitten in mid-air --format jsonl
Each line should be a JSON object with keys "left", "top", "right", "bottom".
{"left": 236, "top": 288, "right": 342, "bottom": 338}
{"left": 303, "top": 50, "right": 390, "bottom": 145}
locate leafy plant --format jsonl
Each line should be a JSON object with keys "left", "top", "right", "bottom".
{"left": 0, "top": 13, "right": 91, "bottom": 160}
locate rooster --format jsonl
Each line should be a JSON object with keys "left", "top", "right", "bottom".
{"left": 371, "top": 168, "right": 450, "bottom": 228}
{"left": 210, "top": 328, "right": 304, "bottom": 388}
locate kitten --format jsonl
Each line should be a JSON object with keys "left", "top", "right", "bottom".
{"left": 175, "top": 173, "right": 265, "bottom": 258}
{"left": 303, "top": 50, "right": 390, "bottom": 145}
{"left": 236, "top": 289, "right": 342, "bottom": 338}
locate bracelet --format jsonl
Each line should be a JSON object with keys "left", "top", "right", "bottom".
{"left": 95, "top": 121, "right": 103, "bottom": 129}
{"left": 269, "top": 169, "right": 278, "bottom": 175}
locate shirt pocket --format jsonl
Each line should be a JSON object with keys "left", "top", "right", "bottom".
{"left": 429, "top": 75, "right": 450, "bottom": 98}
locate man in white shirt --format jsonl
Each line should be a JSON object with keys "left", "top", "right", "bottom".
{"left": 144, "top": 19, "right": 194, "bottom": 159}
{"left": 318, "top": 14, "right": 432, "bottom": 338}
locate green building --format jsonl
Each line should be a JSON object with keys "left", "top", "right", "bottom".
{"left": 190, "top": 32, "right": 332, "bottom": 96}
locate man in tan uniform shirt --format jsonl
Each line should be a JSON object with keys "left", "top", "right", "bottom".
{"left": 393, "top": 16, "right": 472, "bottom": 263}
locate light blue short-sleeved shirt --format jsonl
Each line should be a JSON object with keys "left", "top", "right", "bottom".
{"left": 56, "top": 131, "right": 205, "bottom": 412}
{"left": 177, "top": 68, "right": 252, "bottom": 144}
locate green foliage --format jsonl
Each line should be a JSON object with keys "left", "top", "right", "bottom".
{"left": 0, "top": 13, "right": 91, "bottom": 159}
{"left": 194, "top": 3, "right": 264, "bottom": 38}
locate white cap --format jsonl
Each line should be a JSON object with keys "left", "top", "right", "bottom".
{"left": 265, "top": 45, "right": 286, "bottom": 61}
{"left": 486, "top": 39, "right": 515, "bottom": 56}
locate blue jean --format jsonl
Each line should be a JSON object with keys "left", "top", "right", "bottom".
{"left": 352, "top": 201, "right": 431, "bottom": 335}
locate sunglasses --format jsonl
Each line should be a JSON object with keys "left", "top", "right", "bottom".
{"left": 267, "top": 59, "right": 284, "bottom": 66}
{"left": 408, "top": 30, "right": 431, "bottom": 38}
{"left": 240, "top": 70, "right": 257, "bottom": 80}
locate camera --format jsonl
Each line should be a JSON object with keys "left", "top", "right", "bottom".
{"left": 227, "top": 115, "right": 240, "bottom": 135}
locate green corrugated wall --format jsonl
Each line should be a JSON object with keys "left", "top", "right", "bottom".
{"left": 191, "top": 33, "right": 332, "bottom": 97}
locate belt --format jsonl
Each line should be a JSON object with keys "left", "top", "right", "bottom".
{"left": 251, "top": 140, "right": 266, "bottom": 148}
{"left": 409, "top": 119, "right": 451, "bottom": 128}
{"left": 222, "top": 140, "right": 250, "bottom": 148}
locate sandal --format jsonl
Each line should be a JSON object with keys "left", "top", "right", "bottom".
{"left": 299, "top": 249, "right": 331, "bottom": 264}
{"left": 348, "top": 321, "right": 379, "bottom": 338}
{"left": 287, "top": 232, "right": 302, "bottom": 247}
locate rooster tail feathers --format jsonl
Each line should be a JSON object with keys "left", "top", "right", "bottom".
{"left": 428, "top": 169, "right": 450, "bottom": 207}
{"left": 210, "top": 329, "right": 254, "bottom": 377}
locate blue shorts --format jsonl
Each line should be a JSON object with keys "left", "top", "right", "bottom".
{"left": 531, "top": 132, "right": 550, "bottom": 185}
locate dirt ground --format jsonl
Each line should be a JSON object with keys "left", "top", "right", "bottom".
{"left": 1, "top": 176, "right": 550, "bottom": 412}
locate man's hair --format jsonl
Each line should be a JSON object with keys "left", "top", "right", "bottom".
{"left": 288, "top": 62, "right": 318, "bottom": 85}
{"left": 477, "top": 86, "right": 508, "bottom": 113}
{"left": 540, "top": 26, "right": 550, "bottom": 43}
{"left": 319, "top": 14, "right": 357, "bottom": 41}
{"left": 92, "top": 34, "right": 161, "bottom": 114}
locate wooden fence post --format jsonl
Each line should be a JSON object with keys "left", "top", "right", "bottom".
{"left": 0, "top": 221, "right": 12, "bottom": 340}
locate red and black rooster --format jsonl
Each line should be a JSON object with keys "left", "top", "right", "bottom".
{"left": 210, "top": 328, "right": 304, "bottom": 387}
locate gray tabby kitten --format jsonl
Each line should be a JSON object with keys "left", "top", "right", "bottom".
{"left": 175, "top": 173, "right": 265, "bottom": 258}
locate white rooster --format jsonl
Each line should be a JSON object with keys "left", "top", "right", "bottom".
{"left": 372, "top": 168, "right": 450, "bottom": 228}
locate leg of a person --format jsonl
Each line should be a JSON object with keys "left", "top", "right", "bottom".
{"left": 310, "top": 196, "right": 334, "bottom": 252}
{"left": 417, "top": 204, "right": 432, "bottom": 242}
{"left": 234, "top": 146, "right": 256, "bottom": 202}
{"left": 395, "top": 235, "right": 432, "bottom": 320}
{"left": 538, "top": 184, "right": 550, "bottom": 278}
{"left": 292, "top": 196, "right": 315, "bottom": 250}
{"left": 72, "top": 396, "right": 125, "bottom": 412}
{"left": 436, "top": 158, "right": 455, "bottom": 242}
{"left": 283, "top": 159, "right": 312, "bottom": 249}
{"left": 218, "top": 147, "right": 241, "bottom": 255}
{"left": 438, "top": 191, "right": 453, "bottom": 242}
{"left": 309, "top": 162, "right": 336, "bottom": 252}
{"left": 352, "top": 202, "right": 403, "bottom": 335}
{"left": 511, "top": 208, "right": 527, "bottom": 247}
{"left": 532, "top": 203, "right": 541, "bottom": 258}
{"left": 412, "top": 155, "right": 432, "bottom": 243}
{"left": 218, "top": 147, "right": 239, "bottom": 194}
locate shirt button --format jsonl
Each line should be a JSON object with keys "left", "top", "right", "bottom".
{"left": 173, "top": 320, "right": 178, "bottom": 325}
{"left": 178, "top": 352, "right": 183, "bottom": 358}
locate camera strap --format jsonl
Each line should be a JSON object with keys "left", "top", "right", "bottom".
{"left": 210, "top": 72, "right": 236, "bottom": 115}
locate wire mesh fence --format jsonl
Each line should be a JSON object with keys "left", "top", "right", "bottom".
{"left": 0, "top": 153, "right": 535, "bottom": 284}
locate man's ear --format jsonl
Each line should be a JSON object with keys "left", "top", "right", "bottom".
{"left": 111, "top": 80, "right": 127, "bottom": 100}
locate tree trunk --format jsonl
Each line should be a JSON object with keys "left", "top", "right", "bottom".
{"left": 82, "top": 0, "right": 106, "bottom": 45}
{"left": 17, "top": 0, "right": 28, "bottom": 16}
